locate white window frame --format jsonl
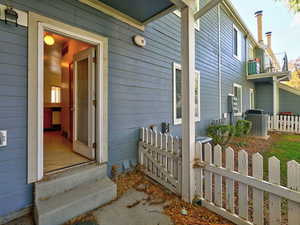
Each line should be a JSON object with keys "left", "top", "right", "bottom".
{"left": 173, "top": 62, "right": 201, "bottom": 125}
{"left": 51, "top": 86, "right": 61, "bottom": 103}
{"left": 233, "top": 83, "right": 243, "bottom": 116}
{"left": 248, "top": 43, "right": 254, "bottom": 60}
{"left": 249, "top": 88, "right": 255, "bottom": 109}
{"left": 173, "top": 0, "right": 200, "bottom": 31}
{"left": 233, "top": 24, "right": 242, "bottom": 61}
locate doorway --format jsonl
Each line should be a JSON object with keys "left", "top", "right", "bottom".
{"left": 28, "top": 13, "right": 109, "bottom": 183}
{"left": 43, "top": 31, "right": 96, "bottom": 173}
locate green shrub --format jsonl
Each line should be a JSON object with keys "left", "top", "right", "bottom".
{"left": 207, "top": 124, "right": 235, "bottom": 147}
{"left": 235, "top": 120, "right": 252, "bottom": 137}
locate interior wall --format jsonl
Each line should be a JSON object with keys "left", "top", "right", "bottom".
{"left": 44, "top": 42, "right": 63, "bottom": 105}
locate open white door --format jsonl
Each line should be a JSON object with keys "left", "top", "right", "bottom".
{"left": 73, "top": 48, "right": 96, "bottom": 160}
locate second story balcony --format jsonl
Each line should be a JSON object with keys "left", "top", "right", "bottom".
{"left": 247, "top": 52, "right": 291, "bottom": 82}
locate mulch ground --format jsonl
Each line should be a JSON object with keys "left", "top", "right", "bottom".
{"left": 65, "top": 168, "right": 234, "bottom": 225}
{"left": 116, "top": 169, "right": 234, "bottom": 225}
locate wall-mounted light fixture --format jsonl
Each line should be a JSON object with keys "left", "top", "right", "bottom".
{"left": 4, "top": 6, "right": 18, "bottom": 27}
{"left": 44, "top": 35, "right": 55, "bottom": 46}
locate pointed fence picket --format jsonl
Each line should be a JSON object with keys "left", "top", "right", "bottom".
{"left": 194, "top": 143, "right": 300, "bottom": 225}
{"left": 138, "top": 128, "right": 182, "bottom": 195}
{"left": 268, "top": 115, "right": 300, "bottom": 134}
{"left": 138, "top": 128, "right": 300, "bottom": 225}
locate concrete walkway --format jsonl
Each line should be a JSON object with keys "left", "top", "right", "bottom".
{"left": 95, "top": 189, "right": 173, "bottom": 225}
{"left": 4, "top": 189, "right": 173, "bottom": 225}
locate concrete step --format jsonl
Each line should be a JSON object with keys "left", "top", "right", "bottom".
{"left": 35, "top": 164, "right": 107, "bottom": 200}
{"left": 35, "top": 177, "right": 117, "bottom": 225}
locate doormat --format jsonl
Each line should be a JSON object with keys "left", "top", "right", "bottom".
{"left": 73, "top": 222, "right": 99, "bottom": 225}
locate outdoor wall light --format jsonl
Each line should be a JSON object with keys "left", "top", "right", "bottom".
{"left": 4, "top": 6, "right": 18, "bottom": 27}
{"left": 44, "top": 35, "right": 55, "bottom": 46}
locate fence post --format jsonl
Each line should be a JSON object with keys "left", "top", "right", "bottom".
{"left": 194, "top": 141, "right": 203, "bottom": 199}
{"left": 138, "top": 128, "right": 145, "bottom": 165}
{"left": 269, "top": 156, "right": 281, "bottom": 225}
{"left": 287, "top": 160, "right": 300, "bottom": 225}
{"left": 225, "top": 147, "right": 235, "bottom": 213}
{"left": 204, "top": 143, "right": 212, "bottom": 202}
{"left": 252, "top": 153, "right": 264, "bottom": 225}
{"left": 214, "top": 145, "right": 222, "bottom": 208}
{"left": 238, "top": 150, "right": 248, "bottom": 220}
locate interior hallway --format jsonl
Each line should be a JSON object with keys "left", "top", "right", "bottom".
{"left": 44, "top": 131, "right": 90, "bottom": 173}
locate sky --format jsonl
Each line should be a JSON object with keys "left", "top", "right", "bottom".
{"left": 230, "top": 0, "right": 300, "bottom": 61}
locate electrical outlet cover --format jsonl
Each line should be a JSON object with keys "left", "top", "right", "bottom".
{"left": 0, "top": 130, "right": 7, "bottom": 147}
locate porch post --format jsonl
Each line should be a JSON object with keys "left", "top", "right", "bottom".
{"left": 273, "top": 77, "right": 279, "bottom": 115}
{"left": 181, "top": 5, "right": 196, "bottom": 202}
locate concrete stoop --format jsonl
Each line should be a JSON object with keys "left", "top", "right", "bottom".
{"left": 34, "top": 164, "right": 117, "bottom": 225}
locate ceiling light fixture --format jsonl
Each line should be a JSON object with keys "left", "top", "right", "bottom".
{"left": 44, "top": 35, "right": 55, "bottom": 46}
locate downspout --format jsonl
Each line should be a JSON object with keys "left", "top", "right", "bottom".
{"left": 218, "top": 4, "right": 222, "bottom": 119}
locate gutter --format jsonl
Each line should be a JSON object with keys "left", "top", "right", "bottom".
{"left": 218, "top": 4, "right": 222, "bottom": 119}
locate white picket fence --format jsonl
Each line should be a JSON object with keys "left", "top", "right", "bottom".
{"left": 138, "top": 127, "right": 300, "bottom": 225}
{"left": 194, "top": 143, "right": 300, "bottom": 225}
{"left": 268, "top": 115, "right": 300, "bottom": 134}
{"left": 138, "top": 128, "right": 182, "bottom": 195}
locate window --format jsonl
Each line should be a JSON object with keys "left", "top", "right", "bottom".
{"left": 51, "top": 86, "right": 61, "bottom": 103}
{"left": 174, "top": 0, "right": 200, "bottom": 31}
{"left": 233, "top": 24, "right": 242, "bottom": 60}
{"left": 248, "top": 44, "right": 254, "bottom": 60}
{"left": 233, "top": 83, "right": 242, "bottom": 116}
{"left": 173, "top": 63, "right": 200, "bottom": 125}
{"left": 249, "top": 88, "right": 255, "bottom": 109}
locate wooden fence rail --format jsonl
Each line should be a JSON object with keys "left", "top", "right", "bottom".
{"left": 194, "top": 143, "right": 300, "bottom": 225}
{"left": 138, "top": 128, "right": 300, "bottom": 225}
{"left": 138, "top": 128, "right": 182, "bottom": 195}
{"left": 268, "top": 115, "right": 300, "bottom": 133}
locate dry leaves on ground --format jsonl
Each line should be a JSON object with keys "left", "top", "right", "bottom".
{"left": 119, "top": 168, "right": 233, "bottom": 225}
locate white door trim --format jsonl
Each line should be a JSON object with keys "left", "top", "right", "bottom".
{"left": 28, "top": 12, "right": 109, "bottom": 183}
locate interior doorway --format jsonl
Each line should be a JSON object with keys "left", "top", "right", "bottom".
{"left": 43, "top": 31, "right": 96, "bottom": 173}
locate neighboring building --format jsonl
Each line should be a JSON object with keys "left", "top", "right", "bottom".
{"left": 0, "top": 0, "right": 297, "bottom": 224}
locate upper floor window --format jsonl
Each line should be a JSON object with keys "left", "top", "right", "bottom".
{"left": 248, "top": 44, "right": 254, "bottom": 60}
{"left": 233, "top": 24, "right": 242, "bottom": 61}
{"left": 233, "top": 83, "right": 242, "bottom": 116}
{"left": 173, "top": 63, "right": 200, "bottom": 125}
{"left": 174, "top": 0, "right": 200, "bottom": 31}
{"left": 51, "top": 86, "right": 61, "bottom": 103}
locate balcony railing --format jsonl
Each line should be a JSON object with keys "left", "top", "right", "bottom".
{"left": 248, "top": 52, "right": 289, "bottom": 76}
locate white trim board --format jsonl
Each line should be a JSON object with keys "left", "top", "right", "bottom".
{"left": 0, "top": 4, "right": 28, "bottom": 27}
{"left": 247, "top": 71, "right": 290, "bottom": 80}
{"left": 279, "top": 83, "right": 300, "bottom": 96}
{"left": 28, "top": 12, "right": 109, "bottom": 183}
{"left": 233, "top": 83, "right": 243, "bottom": 116}
{"left": 249, "top": 88, "right": 254, "bottom": 109}
{"left": 173, "top": 62, "right": 201, "bottom": 125}
{"left": 232, "top": 23, "right": 242, "bottom": 61}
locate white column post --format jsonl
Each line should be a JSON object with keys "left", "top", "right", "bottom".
{"left": 273, "top": 77, "right": 279, "bottom": 115}
{"left": 181, "top": 5, "right": 196, "bottom": 202}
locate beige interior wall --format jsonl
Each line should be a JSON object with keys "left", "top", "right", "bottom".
{"left": 44, "top": 42, "right": 63, "bottom": 105}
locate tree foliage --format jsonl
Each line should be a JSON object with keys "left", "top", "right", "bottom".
{"left": 277, "top": 0, "right": 300, "bottom": 13}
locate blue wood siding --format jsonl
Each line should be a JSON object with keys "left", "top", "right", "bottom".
{"left": 0, "top": 22, "right": 32, "bottom": 216}
{"left": 0, "top": 0, "right": 255, "bottom": 216}
{"left": 279, "top": 89, "right": 300, "bottom": 114}
{"left": 255, "top": 82, "right": 273, "bottom": 114}
{"left": 220, "top": 8, "right": 254, "bottom": 117}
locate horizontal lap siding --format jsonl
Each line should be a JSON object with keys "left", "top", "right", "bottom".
{"left": 279, "top": 89, "right": 300, "bottom": 114}
{"left": 0, "top": 0, "right": 182, "bottom": 216}
{"left": 0, "top": 23, "right": 32, "bottom": 216}
{"left": 0, "top": 0, "right": 257, "bottom": 217}
{"left": 220, "top": 8, "right": 254, "bottom": 117}
{"left": 255, "top": 82, "right": 273, "bottom": 114}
